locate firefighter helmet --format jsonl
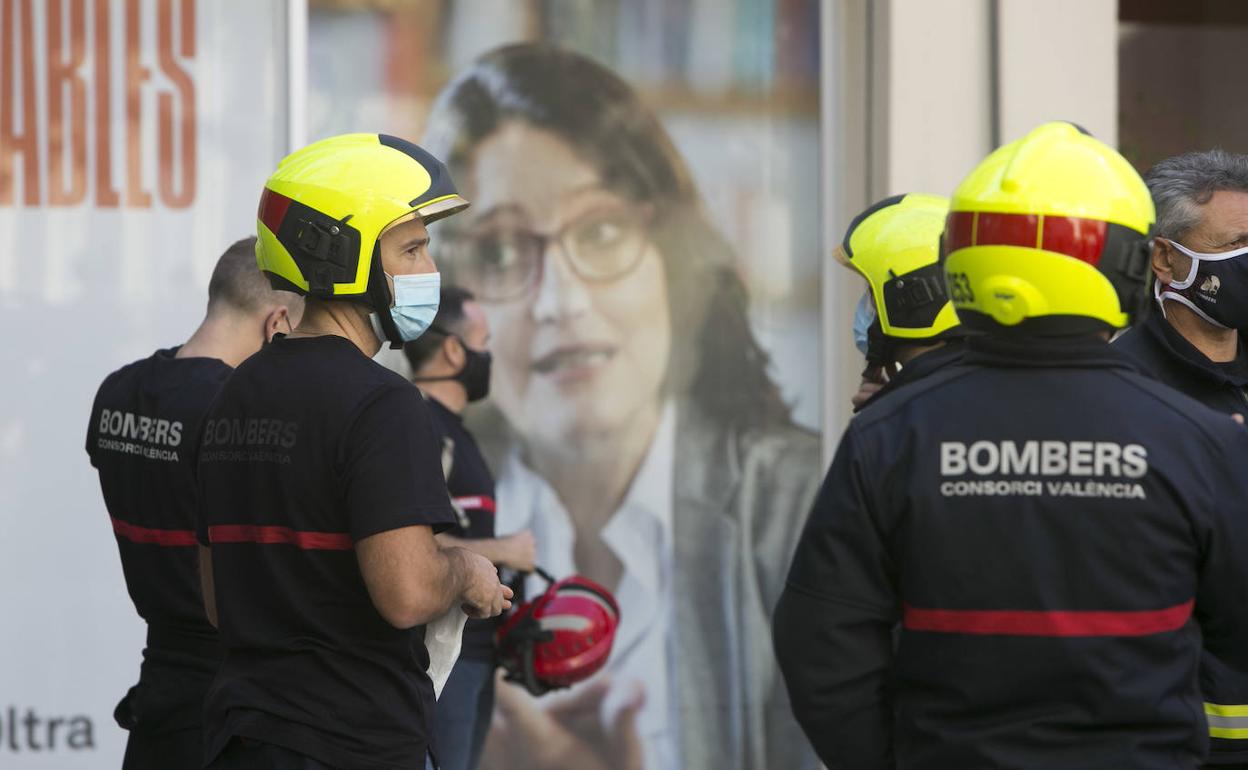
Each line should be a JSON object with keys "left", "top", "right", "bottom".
{"left": 255, "top": 133, "right": 468, "bottom": 344}
{"left": 496, "top": 569, "right": 620, "bottom": 696}
{"left": 835, "top": 193, "right": 959, "bottom": 363}
{"left": 941, "top": 121, "right": 1154, "bottom": 333}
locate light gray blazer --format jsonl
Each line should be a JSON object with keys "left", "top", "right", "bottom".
{"left": 472, "top": 401, "right": 824, "bottom": 770}
{"left": 667, "top": 403, "right": 823, "bottom": 770}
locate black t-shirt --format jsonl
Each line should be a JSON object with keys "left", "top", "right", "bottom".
{"left": 195, "top": 335, "right": 457, "bottom": 770}
{"left": 426, "top": 396, "right": 498, "bottom": 661}
{"left": 85, "top": 347, "right": 231, "bottom": 731}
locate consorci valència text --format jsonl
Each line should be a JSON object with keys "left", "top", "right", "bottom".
{"left": 938, "top": 440, "right": 1149, "bottom": 500}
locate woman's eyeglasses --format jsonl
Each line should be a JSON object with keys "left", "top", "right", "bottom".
{"left": 442, "top": 204, "right": 654, "bottom": 301}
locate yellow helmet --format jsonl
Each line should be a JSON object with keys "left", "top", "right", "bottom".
{"left": 256, "top": 131, "right": 468, "bottom": 304}
{"left": 941, "top": 121, "right": 1154, "bottom": 333}
{"left": 835, "top": 193, "right": 959, "bottom": 360}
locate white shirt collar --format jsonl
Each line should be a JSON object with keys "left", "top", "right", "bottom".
{"left": 494, "top": 400, "right": 676, "bottom": 547}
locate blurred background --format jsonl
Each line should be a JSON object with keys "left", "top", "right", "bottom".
{"left": 2, "top": 0, "right": 1246, "bottom": 766}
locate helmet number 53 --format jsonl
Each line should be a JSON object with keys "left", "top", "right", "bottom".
{"left": 947, "top": 271, "right": 975, "bottom": 303}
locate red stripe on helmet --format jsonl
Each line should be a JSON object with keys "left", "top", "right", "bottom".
{"left": 945, "top": 211, "right": 976, "bottom": 254}
{"left": 258, "top": 188, "right": 292, "bottom": 234}
{"left": 1041, "top": 215, "right": 1108, "bottom": 265}
{"left": 945, "top": 211, "right": 1109, "bottom": 265}
{"left": 977, "top": 212, "right": 1041, "bottom": 249}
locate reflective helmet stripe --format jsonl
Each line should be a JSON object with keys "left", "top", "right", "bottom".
{"left": 258, "top": 188, "right": 292, "bottom": 235}
{"left": 946, "top": 210, "right": 1110, "bottom": 266}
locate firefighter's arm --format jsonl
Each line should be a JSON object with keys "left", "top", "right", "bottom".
{"left": 772, "top": 426, "right": 897, "bottom": 770}
{"left": 1195, "top": 424, "right": 1248, "bottom": 671}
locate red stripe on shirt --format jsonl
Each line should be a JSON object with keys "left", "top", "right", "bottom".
{"left": 902, "top": 599, "right": 1194, "bottom": 637}
{"left": 111, "top": 517, "right": 198, "bottom": 547}
{"left": 453, "top": 496, "right": 496, "bottom": 514}
{"left": 207, "top": 524, "right": 353, "bottom": 551}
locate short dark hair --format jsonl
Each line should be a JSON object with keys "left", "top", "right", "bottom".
{"left": 403, "top": 286, "right": 476, "bottom": 373}
{"left": 206, "top": 237, "right": 280, "bottom": 315}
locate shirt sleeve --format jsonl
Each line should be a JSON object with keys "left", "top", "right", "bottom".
{"left": 340, "top": 384, "right": 457, "bottom": 542}
{"left": 772, "top": 424, "right": 898, "bottom": 770}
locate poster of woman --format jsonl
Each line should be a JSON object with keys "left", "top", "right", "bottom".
{"left": 310, "top": 5, "right": 823, "bottom": 768}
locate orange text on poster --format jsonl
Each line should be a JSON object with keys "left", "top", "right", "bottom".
{"left": 0, "top": 0, "right": 196, "bottom": 208}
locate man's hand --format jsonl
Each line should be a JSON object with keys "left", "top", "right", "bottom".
{"left": 499, "top": 529, "right": 538, "bottom": 573}
{"left": 458, "top": 548, "right": 513, "bottom": 618}
{"left": 851, "top": 364, "right": 897, "bottom": 411}
{"left": 850, "top": 377, "right": 885, "bottom": 411}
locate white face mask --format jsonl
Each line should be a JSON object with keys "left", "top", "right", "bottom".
{"left": 370, "top": 272, "right": 441, "bottom": 345}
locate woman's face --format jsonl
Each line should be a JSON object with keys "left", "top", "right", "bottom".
{"left": 455, "top": 121, "right": 672, "bottom": 446}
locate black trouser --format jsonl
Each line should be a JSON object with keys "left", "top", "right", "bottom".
{"left": 207, "top": 738, "right": 338, "bottom": 770}
{"left": 121, "top": 727, "right": 202, "bottom": 770}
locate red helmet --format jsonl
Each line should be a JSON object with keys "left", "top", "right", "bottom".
{"left": 496, "top": 568, "right": 621, "bottom": 696}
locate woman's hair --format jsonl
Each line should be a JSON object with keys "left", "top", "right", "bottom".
{"left": 425, "top": 42, "right": 793, "bottom": 430}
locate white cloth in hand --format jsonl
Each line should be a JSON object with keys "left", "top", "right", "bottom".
{"left": 425, "top": 607, "right": 468, "bottom": 699}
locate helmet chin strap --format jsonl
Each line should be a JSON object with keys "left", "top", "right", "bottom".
{"left": 363, "top": 241, "right": 404, "bottom": 348}
{"left": 865, "top": 319, "right": 903, "bottom": 367}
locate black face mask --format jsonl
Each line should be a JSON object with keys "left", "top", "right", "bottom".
{"left": 456, "top": 345, "right": 492, "bottom": 402}
{"left": 414, "top": 331, "right": 493, "bottom": 402}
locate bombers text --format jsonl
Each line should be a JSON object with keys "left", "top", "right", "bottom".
{"left": 939, "top": 440, "right": 1148, "bottom": 499}
{"left": 97, "top": 409, "right": 183, "bottom": 447}
{"left": 941, "top": 440, "right": 1147, "bottom": 478}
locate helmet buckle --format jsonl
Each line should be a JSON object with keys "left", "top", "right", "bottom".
{"left": 898, "top": 278, "right": 937, "bottom": 309}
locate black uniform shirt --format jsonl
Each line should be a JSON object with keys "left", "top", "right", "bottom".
{"left": 1114, "top": 308, "right": 1248, "bottom": 416}
{"left": 427, "top": 396, "right": 498, "bottom": 661}
{"left": 195, "top": 335, "right": 457, "bottom": 770}
{"left": 85, "top": 347, "right": 231, "bottom": 731}
{"left": 774, "top": 335, "right": 1248, "bottom": 770}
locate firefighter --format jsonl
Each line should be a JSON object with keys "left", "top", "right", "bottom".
{"left": 835, "top": 193, "right": 964, "bottom": 411}
{"left": 1115, "top": 149, "right": 1248, "bottom": 768}
{"left": 773, "top": 121, "right": 1248, "bottom": 769}
{"left": 196, "top": 134, "right": 511, "bottom": 770}
{"left": 86, "top": 238, "right": 302, "bottom": 770}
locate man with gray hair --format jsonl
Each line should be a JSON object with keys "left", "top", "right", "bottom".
{"left": 1115, "top": 151, "right": 1248, "bottom": 768}
{"left": 1116, "top": 149, "right": 1248, "bottom": 418}
{"left": 86, "top": 237, "right": 304, "bottom": 770}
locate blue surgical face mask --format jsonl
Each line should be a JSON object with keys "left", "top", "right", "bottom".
{"left": 371, "top": 271, "right": 441, "bottom": 344}
{"left": 852, "top": 291, "right": 877, "bottom": 355}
